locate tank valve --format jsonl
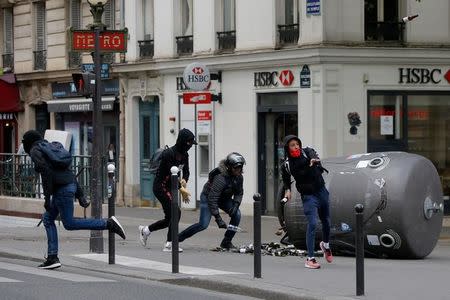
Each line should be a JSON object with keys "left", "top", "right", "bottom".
{"left": 424, "top": 197, "right": 443, "bottom": 219}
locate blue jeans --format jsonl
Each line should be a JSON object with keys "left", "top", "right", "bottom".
{"left": 43, "top": 183, "right": 107, "bottom": 256}
{"left": 179, "top": 192, "right": 241, "bottom": 242}
{"left": 302, "top": 186, "right": 331, "bottom": 258}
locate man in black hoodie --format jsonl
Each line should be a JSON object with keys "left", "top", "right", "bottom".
{"left": 281, "top": 135, "right": 332, "bottom": 269}
{"left": 138, "top": 128, "right": 197, "bottom": 252}
{"left": 22, "top": 130, "right": 126, "bottom": 270}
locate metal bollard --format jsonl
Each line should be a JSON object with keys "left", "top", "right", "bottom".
{"left": 170, "top": 166, "right": 180, "bottom": 274}
{"left": 355, "top": 204, "right": 365, "bottom": 296}
{"left": 107, "top": 163, "right": 116, "bottom": 265}
{"left": 253, "top": 193, "right": 262, "bottom": 278}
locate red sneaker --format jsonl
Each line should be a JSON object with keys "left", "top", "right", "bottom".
{"left": 320, "top": 241, "right": 333, "bottom": 263}
{"left": 304, "top": 258, "right": 321, "bottom": 269}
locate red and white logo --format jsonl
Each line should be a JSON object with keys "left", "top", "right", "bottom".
{"left": 444, "top": 70, "right": 450, "bottom": 84}
{"left": 193, "top": 67, "right": 204, "bottom": 74}
{"left": 279, "top": 70, "right": 294, "bottom": 86}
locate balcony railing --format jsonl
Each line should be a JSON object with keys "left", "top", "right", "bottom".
{"left": 278, "top": 23, "right": 299, "bottom": 45}
{"left": 33, "top": 50, "right": 47, "bottom": 70}
{"left": 138, "top": 39, "right": 154, "bottom": 58}
{"left": 176, "top": 35, "right": 193, "bottom": 56}
{"left": 217, "top": 30, "right": 236, "bottom": 52}
{"left": 68, "top": 51, "right": 81, "bottom": 68}
{"left": 365, "top": 21, "right": 405, "bottom": 42}
{"left": 2, "top": 53, "right": 14, "bottom": 72}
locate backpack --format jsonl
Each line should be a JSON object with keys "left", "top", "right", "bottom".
{"left": 149, "top": 145, "right": 170, "bottom": 174}
{"left": 208, "top": 167, "right": 222, "bottom": 183}
{"left": 37, "top": 140, "right": 72, "bottom": 170}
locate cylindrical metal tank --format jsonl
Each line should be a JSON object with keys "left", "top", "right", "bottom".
{"left": 284, "top": 152, "right": 443, "bottom": 258}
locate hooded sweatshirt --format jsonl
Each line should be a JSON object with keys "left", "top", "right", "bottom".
{"left": 153, "top": 128, "right": 196, "bottom": 191}
{"left": 281, "top": 135, "right": 325, "bottom": 195}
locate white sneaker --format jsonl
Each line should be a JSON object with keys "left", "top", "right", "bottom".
{"left": 138, "top": 225, "right": 149, "bottom": 247}
{"left": 163, "top": 241, "right": 183, "bottom": 252}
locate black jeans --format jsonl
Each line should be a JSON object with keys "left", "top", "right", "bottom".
{"left": 148, "top": 187, "right": 181, "bottom": 242}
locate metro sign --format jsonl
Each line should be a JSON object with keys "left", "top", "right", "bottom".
{"left": 70, "top": 29, "right": 128, "bottom": 52}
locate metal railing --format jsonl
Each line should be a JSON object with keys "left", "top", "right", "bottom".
{"left": 138, "top": 39, "right": 154, "bottom": 58}
{"left": 33, "top": 50, "right": 47, "bottom": 70}
{"left": 278, "top": 23, "right": 299, "bottom": 45}
{"left": 365, "top": 21, "right": 405, "bottom": 42}
{"left": 217, "top": 30, "right": 236, "bottom": 52}
{"left": 175, "top": 35, "right": 193, "bottom": 55}
{"left": 2, "top": 53, "right": 14, "bottom": 71}
{"left": 68, "top": 51, "right": 82, "bottom": 68}
{"left": 0, "top": 153, "right": 92, "bottom": 200}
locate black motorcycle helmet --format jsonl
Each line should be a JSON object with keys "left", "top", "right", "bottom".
{"left": 225, "top": 152, "right": 246, "bottom": 169}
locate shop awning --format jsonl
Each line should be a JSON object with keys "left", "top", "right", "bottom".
{"left": 0, "top": 73, "right": 22, "bottom": 112}
{"left": 46, "top": 97, "right": 116, "bottom": 113}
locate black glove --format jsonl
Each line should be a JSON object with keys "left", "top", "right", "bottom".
{"left": 78, "top": 196, "right": 90, "bottom": 208}
{"left": 215, "top": 216, "right": 227, "bottom": 229}
{"left": 228, "top": 203, "right": 239, "bottom": 217}
{"left": 44, "top": 196, "right": 51, "bottom": 212}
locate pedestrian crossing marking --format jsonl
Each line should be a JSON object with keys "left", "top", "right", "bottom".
{"left": 0, "top": 276, "right": 22, "bottom": 283}
{"left": 75, "top": 254, "right": 244, "bottom": 276}
{"left": 0, "top": 262, "right": 115, "bottom": 282}
{"left": 0, "top": 216, "right": 40, "bottom": 228}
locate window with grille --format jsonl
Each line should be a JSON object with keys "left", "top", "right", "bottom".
{"left": 103, "top": 0, "right": 115, "bottom": 30}
{"left": 276, "top": 0, "right": 299, "bottom": 45}
{"left": 69, "top": 0, "right": 81, "bottom": 67}
{"left": 365, "top": 0, "right": 402, "bottom": 41}
{"left": 34, "top": 1, "right": 46, "bottom": 51}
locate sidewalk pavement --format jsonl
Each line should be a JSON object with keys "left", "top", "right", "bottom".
{"left": 1, "top": 207, "right": 449, "bottom": 300}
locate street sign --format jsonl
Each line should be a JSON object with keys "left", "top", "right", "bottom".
{"left": 82, "top": 63, "right": 110, "bottom": 79}
{"left": 183, "top": 62, "right": 210, "bottom": 91}
{"left": 183, "top": 92, "right": 212, "bottom": 104}
{"left": 300, "top": 65, "right": 311, "bottom": 88}
{"left": 306, "top": 0, "right": 321, "bottom": 15}
{"left": 70, "top": 28, "right": 128, "bottom": 52}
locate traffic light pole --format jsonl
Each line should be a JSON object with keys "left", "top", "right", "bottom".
{"left": 89, "top": 25, "right": 104, "bottom": 253}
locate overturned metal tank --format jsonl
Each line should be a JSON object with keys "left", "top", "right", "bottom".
{"left": 284, "top": 152, "right": 444, "bottom": 258}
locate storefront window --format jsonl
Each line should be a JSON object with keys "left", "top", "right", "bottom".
{"left": 368, "top": 92, "right": 450, "bottom": 214}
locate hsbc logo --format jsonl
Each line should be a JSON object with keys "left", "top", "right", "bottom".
{"left": 193, "top": 67, "right": 204, "bottom": 74}
{"left": 254, "top": 70, "right": 295, "bottom": 87}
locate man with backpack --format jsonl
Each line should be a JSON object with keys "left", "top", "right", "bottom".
{"left": 178, "top": 152, "right": 245, "bottom": 250}
{"left": 138, "top": 128, "right": 196, "bottom": 252}
{"left": 281, "top": 135, "right": 332, "bottom": 269}
{"left": 22, "top": 130, "right": 126, "bottom": 269}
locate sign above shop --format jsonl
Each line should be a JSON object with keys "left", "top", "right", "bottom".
{"left": 300, "top": 65, "right": 311, "bottom": 88}
{"left": 183, "top": 92, "right": 212, "bottom": 104}
{"left": 198, "top": 110, "right": 212, "bottom": 121}
{"left": 254, "top": 69, "right": 295, "bottom": 88}
{"left": 183, "top": 62, "right": 211, "bottom": 91}
{"left": 81, "top": 63, "right": 110, "bottom": 79}
{"left": 398, "top": 67, "right": 446, "bottom": 84}
{"left": 70, "top": 29, "right": 128, "bottom": 52}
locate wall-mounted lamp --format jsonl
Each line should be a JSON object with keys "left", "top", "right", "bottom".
{"left": 169, "top": 116, "right": 176, "bottom": 134}
{"left": 363, "top": 73, "right": 369, "bottom": 84}
{"left": 347, "top": 112, "right": 361, "bottom": 135}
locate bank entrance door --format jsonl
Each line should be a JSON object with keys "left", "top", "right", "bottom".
{"left": 257, "top": 92, "right": 298, "bottom": 215}
{"left": 140, "top": 97, "right": 160, "bottom": 204}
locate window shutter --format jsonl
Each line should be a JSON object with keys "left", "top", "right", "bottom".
{"left": 285, "top": 0, "right": 294, "bottom": 24}
{"left": 70, "top": 0, "right": 81, "bottom": 29}
{"left": 35, "top": 2, "right": 46, "bottom": 51}
{"left": 223, "top": 0, "right": 235, "bottom": 31}
{"left": 103, "top": 0, "right": 115, "bottom": 29}
{"left": 3, "top": 8, "right": 13, "bottom": 53}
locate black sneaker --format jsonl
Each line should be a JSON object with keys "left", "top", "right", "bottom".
{"left": 108, "top": 216, "right": 126, "bottom": 239}
{"left": 220, "top": 240, "right": 237, "bottom": 250}
{"left": 38, "top": 256, "right": 61, "bottom": 270}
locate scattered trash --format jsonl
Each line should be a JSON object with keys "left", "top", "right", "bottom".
{"left": 210, "top": 241, "right": 323, "bottom": 257}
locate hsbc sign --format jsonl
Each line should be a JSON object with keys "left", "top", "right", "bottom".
{"left": 254, "top": 70, "right": 295, "bottom": 87}
{"left": 183, "top": 62, "right": 211, "bottom": 90}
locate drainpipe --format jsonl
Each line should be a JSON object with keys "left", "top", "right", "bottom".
{"left": 117, "top": 77, "right": 126, "bottom": 206}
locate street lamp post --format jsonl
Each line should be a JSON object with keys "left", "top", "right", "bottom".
{"left": 87, "top": 0, "right": 107, "bottom": 253}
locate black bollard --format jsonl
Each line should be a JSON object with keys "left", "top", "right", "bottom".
{"left": 170, "top": 166, "right": 180, "bottom": 274}
{"left": 355, "top": 204, "right": 365, "bottom": 296}
{"left": 253, "top": 193, "right": 262, "bottom": 278}
{"left": 107, "top": 163, "right": 116, "bottom": 265}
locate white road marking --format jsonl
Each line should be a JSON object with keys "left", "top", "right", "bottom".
{"left": 0, "top": 276, "right": 22, "bottom": 283}
{"left": 0, "top": 262, "right": 115, "bottom": 282}
{"left": 75, "top": 254, "right": 244, "bottom": 276}
{"left": 0, "top": 216, "right": 41, "bottom": 228}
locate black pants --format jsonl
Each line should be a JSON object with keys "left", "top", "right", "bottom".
{"left": 148, "top": 187, "right": 181, "bottom": 242}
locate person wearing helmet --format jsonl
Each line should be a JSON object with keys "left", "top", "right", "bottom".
{"left": 281, "top": 135, "right": 332, "bottom": 269}
{"left": 138, "top": 128, "right": 197, "bottom": 252}
{"left": 178, "top": 152, "right": 245, "bottom": 250}
{"left": 22, "top": 130, "right": 126, "bottom": 270}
